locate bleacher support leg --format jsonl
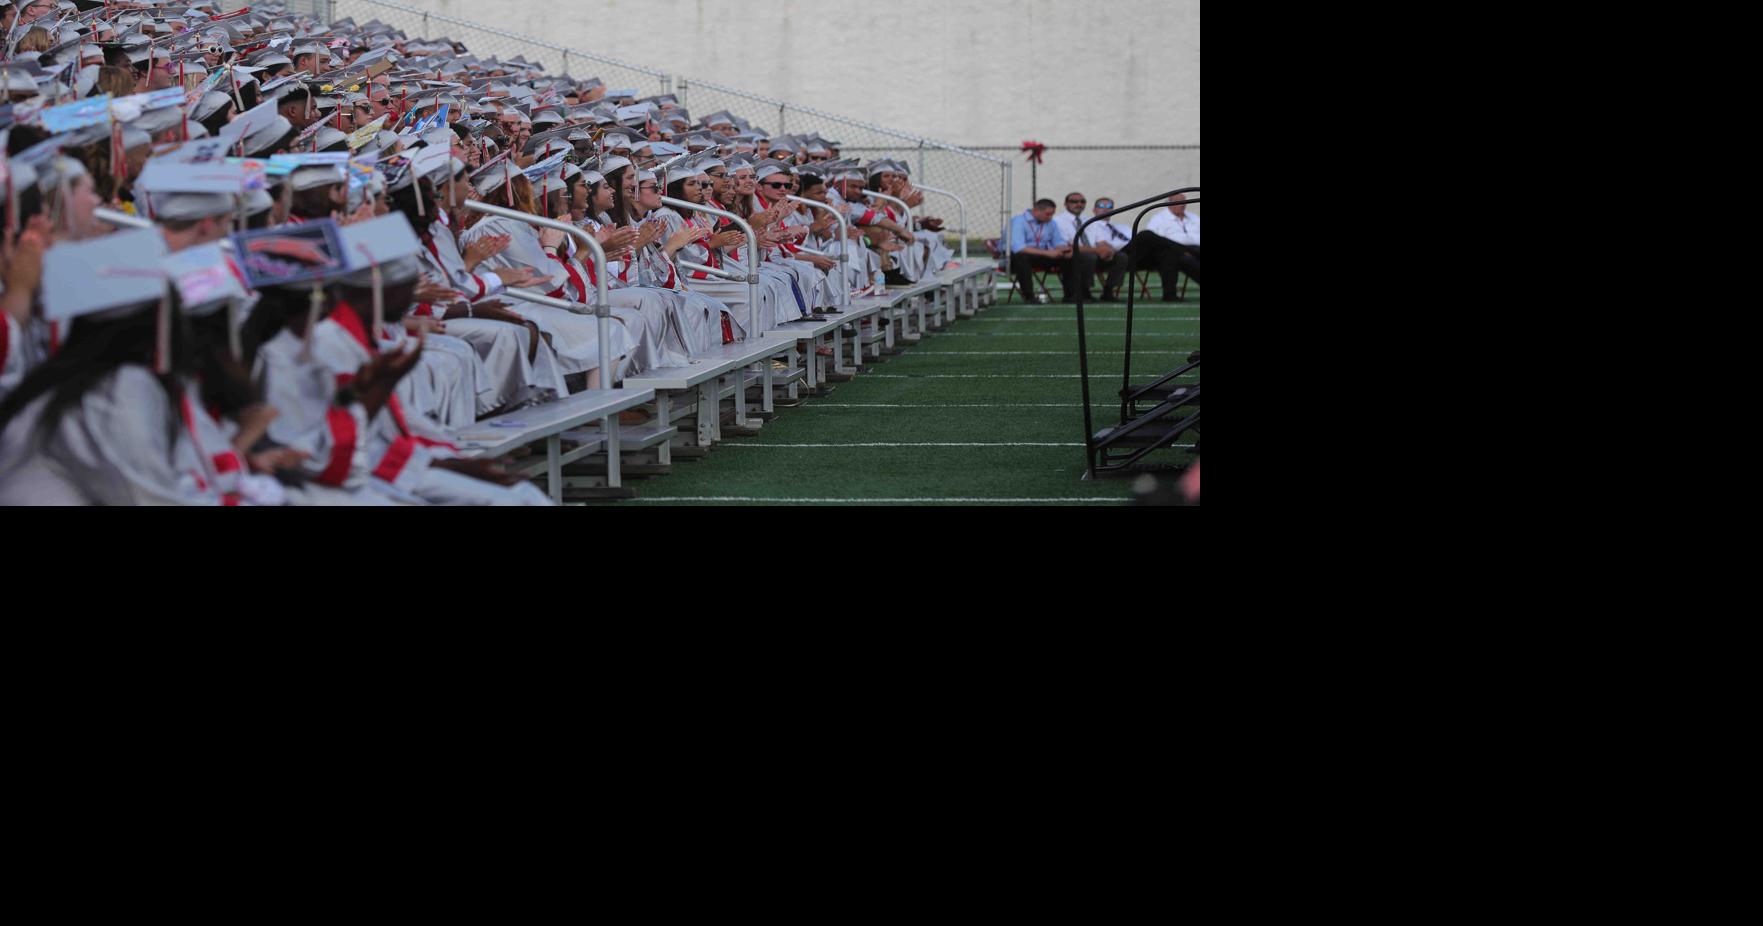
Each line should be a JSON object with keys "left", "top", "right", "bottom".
{"left": 547, "top": 434, "right": 563, "bottom": 504}
{"left": 604, "top": 415, "right": 622, "bottom": 488}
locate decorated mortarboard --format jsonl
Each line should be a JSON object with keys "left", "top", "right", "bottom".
{"left": 228, "top": 217, "right": 345, "bottom": 289}
{"left": 162, "top": 242, "right": 247, "bottom": 315}
{"left": 41, "top": 229, "right": 169, "bottom": 324}
{"left": 522, "top": 149, "right": 569, "bottom": 185}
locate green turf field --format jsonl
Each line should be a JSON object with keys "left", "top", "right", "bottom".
{"left": 615, "top": 274, "right": 1199, "bottom": 505}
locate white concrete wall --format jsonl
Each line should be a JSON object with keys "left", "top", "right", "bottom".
{"left": 409, "top": 0, "right": 1200, "bottom": 216}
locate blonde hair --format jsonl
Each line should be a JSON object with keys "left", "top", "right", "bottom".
{"left": 16, "top": 28, "right": 53, "bottom": 54}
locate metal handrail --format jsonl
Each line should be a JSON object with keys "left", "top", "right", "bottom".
{"left": 912, "top": 184, "right": 966, "bottom": 263}
{"left": 861, "top": 189, "right": 913, "bottom": 229}
{"left": 787, "top": 194, "right": 848, "bottom": 306}
{"left": 502, "top": 287, "right": 588, "bottom": 313}
{"left": 464, "top": 199, "right": 613, "bottom": 382}
{"left": 1071, "top": 187, "right": 1200, "bottom": 479}
{"left": 862, "top": 190, "right": 919, "bottom": 281}
{"left": 678, "top": 260, "right": 747, "bottom": 283}
{"left": 95, "top": 207, "right": 155, "bottom": 230}
{"left": 659, "top": 196, "right": 758, "bottom": 338}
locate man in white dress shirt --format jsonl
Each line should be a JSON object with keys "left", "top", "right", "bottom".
{"left": 1125, "top": 193, "right": 1200, "bottom": 300}
{"left": 1056, "top": 193, "right": 1134, "bottom": 302}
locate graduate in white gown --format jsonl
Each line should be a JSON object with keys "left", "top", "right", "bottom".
{"left": 549, "top": 157, "right": 687, "bottom": 374}
{"left": 630, "top": 167, "right": 731, "bottom": 357}
{"left": 308, "top": 216, "right": 553, "bottom": 505}
{"left": 399, "top": 153, "right": 570, "bottom": 413}
{"left": 657, "top": 157, "right": 752, "bottom": 343}
{"left": 458, "top": 161, "right": 634, "bottom": 387}
{"left": 751, "top": 160, "right": 839, "bottom": 312}
{"left": 284, "top": 161, "right": 486, "bottom": 429}
{"left": 719, "top": 157, "right": 810, "bottom": 329}
{"left": 682, "top": 155, "right": 787, "bottom": 338}
{"left": 0, "top": 231, "right": 229, "bottom": 505}
{"left": 801, "top": 169, "right": 881, "bottom": 297}
{"left": 242, "top": 281, "right": 409, "bottom": 506}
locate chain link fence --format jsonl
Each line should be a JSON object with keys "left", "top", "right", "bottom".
{"left": 670, "top": 77, "right": 1011, "bottom": 260}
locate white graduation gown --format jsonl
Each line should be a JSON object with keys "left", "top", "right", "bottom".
{"left": 311, "top": 300, "right": 552, "bottom": 505}
{"left": 254, "top": 327, "right": 406, "bottom": 505}
{"left": 0, "top": 365, "right": 221, "bottom": 506}
{"left": 461, "top": 215, "right": 634, "bottom": 381}
{"left": 420, "top": 218, "right": 569, "bottom": 410}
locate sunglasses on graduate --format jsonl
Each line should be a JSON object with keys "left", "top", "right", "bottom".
{"left": 761, "top": 180, "right": 792, "bottom": 189}
{"left": 639, "top": 183, "right": 659, "bottom": 191}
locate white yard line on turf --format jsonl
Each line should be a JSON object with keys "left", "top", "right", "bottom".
{"left": 970, "top": 318, "right": 1200, "bottom": 322}
{"left": 912, "top": 350, "right": 1186, "bottom": 355}
{"left": 937, "top": 329, "right": 1198, "bottom": 333}
{"left": 627, "top": 497, "right": 1134, "bottom": 504}
{"left": 725, "top": 442, "right": 1088, "bottom": 448}
{"left": 804, "top": 404, "right": 1092, "bottom": 408}
{"left": 858, "top": 374, "right": 1197, "bottom": 379}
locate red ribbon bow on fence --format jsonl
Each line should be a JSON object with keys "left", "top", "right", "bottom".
{"left": 1021, "top": 141, "right": 1047, "bottom": 165}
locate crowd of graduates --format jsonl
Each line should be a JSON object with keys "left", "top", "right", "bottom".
{"left": 0, "top": 0, "right": 961, "bottom": 504}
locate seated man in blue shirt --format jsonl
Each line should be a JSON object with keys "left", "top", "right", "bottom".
{"left": 1010, "top": 198, "right": 1096, "bottom": 303}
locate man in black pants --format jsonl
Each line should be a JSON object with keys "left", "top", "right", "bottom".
{"left": 1124, "top": 193, "right": 1200, "bottom": 300}
{"left": 1009, "top": 199, "right": 1096, "bottom": 302}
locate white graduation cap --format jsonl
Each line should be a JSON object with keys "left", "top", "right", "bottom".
{"left": 239, "top": 114, "right": 293, "bottom": 156}
{"left": 409, "top": 142, "right": 452, "bottom": 180}
{"left": 287, "top": 160, "right": 346, "bottom": 191}
{"left": 135, "top": 158, "right": 248, "bottom": 221}
{"left": 163, "top": 241, "right": 246, "bottom": 316}
{"left": 337, "top": 213, "right": 424, "bottom": 333}
{"left": 471, "top": 159, "right": 520, "bottom": 197}
{"left": 41, "top": 229, "right": 169, "bottom": 324}
{"left": 221, "top": 97, "right": 280, "bottom": 151}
